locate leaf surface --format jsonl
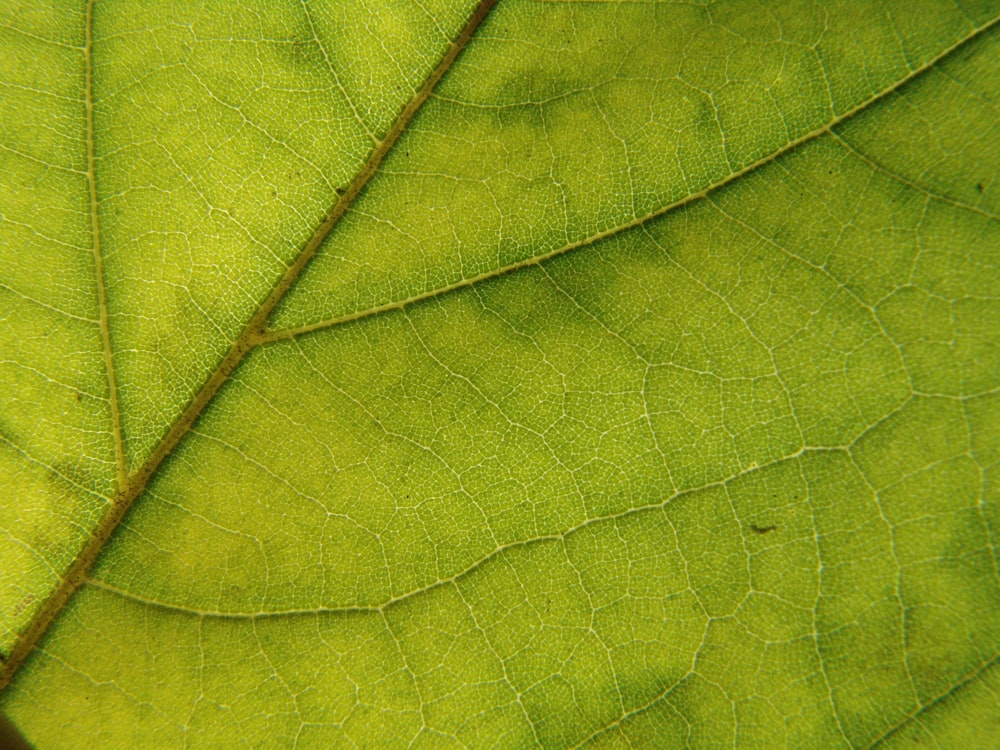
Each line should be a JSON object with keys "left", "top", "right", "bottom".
{"left": 1, "top": 0, "right": 999, "bottom": 747}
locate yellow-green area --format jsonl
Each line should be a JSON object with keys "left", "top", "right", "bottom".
{"left": 1, "top": 0, "right": 999, "bottom": 747}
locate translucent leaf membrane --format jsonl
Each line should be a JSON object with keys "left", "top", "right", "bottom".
{"left": 1, "top": 0, "right": 998, "bottom": 748}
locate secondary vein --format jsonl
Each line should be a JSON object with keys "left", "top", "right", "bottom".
{"left": 85, "top": 0, "right": 127, "bottom": 490}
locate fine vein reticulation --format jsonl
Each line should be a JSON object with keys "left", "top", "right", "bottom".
{"left": 1, "top": 12, "right": 997, "bottom": 742}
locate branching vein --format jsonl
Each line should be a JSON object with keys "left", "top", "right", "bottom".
{"left": 0, "top": 0, "right": 500, "bottom": 691}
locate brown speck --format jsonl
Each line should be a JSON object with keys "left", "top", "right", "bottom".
{"left": 750, "top": 524, "right": 777, "bottom": 535}
{"left": 977, "top": 183, "right": 984, "bottom": 193}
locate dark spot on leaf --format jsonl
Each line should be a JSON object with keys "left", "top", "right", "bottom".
{"left": 75, "top": 391, "right": 81, "bottom": 402}
{"left": 0, "top": 711, "right": 32, "bottom": 750}
{"left": 750, "top": 524, "right": 777, "bottom": 535}
{"left": 335, "top": 187, "right": 345, "bottom": 196}
{"left": 977, "top": 183, "right": 984, "bottom": 193}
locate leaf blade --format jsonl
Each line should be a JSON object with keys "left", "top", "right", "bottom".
{"left": 1, "top": 1, "right": 999, "bottom": 748}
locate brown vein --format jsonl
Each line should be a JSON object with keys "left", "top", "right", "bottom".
{"left": 0, "top": 0, "right": 500, "bottom": 691}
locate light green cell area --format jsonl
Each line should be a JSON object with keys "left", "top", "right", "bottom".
{"left": 967, "top": 391, "right": 1000, "bottom": 468}
{"left": 0, "top": 292, "right": 116, "bottom": 492}
{"left": 0, "top": 444, "right": 107, "bottom": 656}
{"left": 89, "top": 0, "right": 478, "bottom": 470}
{"left": 304, "top": 0, "right": 478, "bottom": 137}
{"left": 806, "top": 426, "right": 1000, "bottom": 747}
{"left": 850, "top": 397, "right": 1000, "bottom": 706}
{"left": 725, "top": 469, "right": 817, "bottom": 640}
{"left": 852, "top": 396, "right": 971, "bottom": 491}
{"left": 881, "top": 456, "right": 1000, "bottom": 699}
{"left": 0, "top": 6, "right": 91, "bottom": 318}
{"left": 690, "top": 620, "right": 850, "bottom": 750}
{"left": 584, "top": 675, "right": 737, "bottom": 749}
{"left": 878, "top": 658, "right": 1000, "bottom": 750}
{"left": 801, "top": 450, "right": 915, "bottom": 747}
{"left": 670, "top": 462, "right": 850, "bottom": 749}
{"left": 272, "top": 0, "right": 982, "bottom": 331}
{"left": 385, "top": 583, "right": 538, "bottom": 748}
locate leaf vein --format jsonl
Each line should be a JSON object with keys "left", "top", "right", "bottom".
{"left": 84, "top": 0, "right": 126, "bottom": 489}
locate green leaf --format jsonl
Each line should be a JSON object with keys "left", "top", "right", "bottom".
{"left": 2, "top": 0, "right": 999, "bottom": 747}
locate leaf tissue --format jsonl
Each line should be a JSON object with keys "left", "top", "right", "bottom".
{"left": 1, "top": 0, "right": 998, "bottom": 747}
